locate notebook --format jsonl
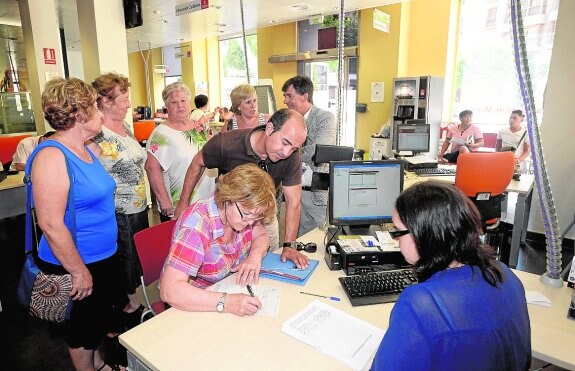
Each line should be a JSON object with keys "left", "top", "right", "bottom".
{"left": 260, "top": 252, "right": 319, "bottom": 286}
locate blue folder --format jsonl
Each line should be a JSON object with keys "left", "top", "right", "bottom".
{"left": 260, "top": 252, "right": 319, "bottom": 286}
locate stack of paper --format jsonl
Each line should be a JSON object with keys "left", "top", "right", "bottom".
{"left": 260, "top": 252, "right": 319, "bottom": 286}
{"left": 208, "top": 281, "right": 282, "bottom": 316}
{"left": 281, "top": 300, "right": 385, "bottom": 370}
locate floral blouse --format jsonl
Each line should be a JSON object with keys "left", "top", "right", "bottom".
{"left": 93, "top": 122, "right": 148, "bottom": 214}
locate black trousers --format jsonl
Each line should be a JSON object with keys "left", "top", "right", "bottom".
{"left": 115, "top": 209, "right": 150, "bottom": 294}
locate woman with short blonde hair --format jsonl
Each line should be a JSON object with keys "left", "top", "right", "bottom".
{"left": 224, "top": 83, "right": 270, "bottom": 131}
{"left": 160, "top": 163, "right": 276, "bottom": 316}
{"left": 145, "top": 82, "right": 216, "bottom": 221}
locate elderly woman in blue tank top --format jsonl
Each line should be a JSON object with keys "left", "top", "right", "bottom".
{"left": 29, "top": 77, "right": 124, "bottom": 371}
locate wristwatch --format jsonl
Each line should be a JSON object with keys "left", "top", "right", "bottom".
{"left": 216, "top": 292, "right": 227, "bottom": 313}
{"left": 283, "top": 241, "right": 297, "bottom": 249}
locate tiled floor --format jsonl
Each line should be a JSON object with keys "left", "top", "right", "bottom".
{"left": 1, "top": 207, "right": 573, "bottom": 370}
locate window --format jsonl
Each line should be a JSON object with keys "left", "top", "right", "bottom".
{"left": 450, "top": 0, "right": 557, "bottom": 127}
{"left": 547, "top": 21, "right": 557, "bottom": 45}
{"left": 219, "top": 35, "right": 258, "bottom": 109}
{"left": 485, "top": 7, "right": 497, "bottom": 28}
{"left": 525, "top": 0, "right": 547, "bottom": 16}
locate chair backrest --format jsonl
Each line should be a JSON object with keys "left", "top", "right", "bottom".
{"left": 133, "top": 120, "right": 156, "bottom": 143}
{"left": 455, "top": 152, "right": 515, "bottom": 222}
{"left": 133, "top": 220, "right": 176, "bottom": 286}
{"left": 0, "top": 134, "right": 32, "bottom": 165}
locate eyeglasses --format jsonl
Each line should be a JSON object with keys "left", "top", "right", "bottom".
{"left": 234, "top": 202, "right": 262, "bottom": 222}
{"left": 388, "top": 227, "right": 410, "bottom": 240}
{"left": 258, "top": 160, "right": 268, "bottom": 173}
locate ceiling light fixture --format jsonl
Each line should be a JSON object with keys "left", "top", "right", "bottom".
{"left": 157, "top": 19, "right": 168, "bottom": 23}
{"left": 210, "top": 5, "right": 221, "bottom": 9}
{"left": 268, "top": 20, "right": 277, "bottom": 24}
{"left": 291, "top": 4, "right": 309, "bottom": 11}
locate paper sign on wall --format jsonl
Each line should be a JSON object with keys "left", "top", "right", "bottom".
{"left": 43, "top": 48, "right": 56, "bottom": 65}
{"left": 371, "top": 82, "right": 384, "bottom": 102}
{"left": 373, "top": 9, "right": 391, "bottom": 33}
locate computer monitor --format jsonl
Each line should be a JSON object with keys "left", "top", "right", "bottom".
{"left": 396, "top": 122, "right": 430, "bottom": 154}
{"left": 329, "top": 160, "right": 404, "bottom": 235}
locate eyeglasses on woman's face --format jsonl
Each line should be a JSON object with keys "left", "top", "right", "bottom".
{"left": 234, "top": 202, "right": 263, "bottom": 222}
{"left": 388, "top": 226, "right": 410, "bottom": 240}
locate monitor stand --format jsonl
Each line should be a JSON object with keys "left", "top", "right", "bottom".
{"left": 342, "top": 225, "right": 374, "bottom": 236}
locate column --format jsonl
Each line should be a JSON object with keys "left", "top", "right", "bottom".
{"left": 76, "top": 0, "right": 130, "bottom": 82}
{"left": 19, "top": 0, "right": 65, "bottom": 133}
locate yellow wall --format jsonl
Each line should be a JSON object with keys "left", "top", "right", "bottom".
{"left": 355, "top": 0, "right": 457, "bottom": 151}
{"left": 356, "top": 5, "right": 403, "bottom": 151}
{"left": 257, "top": 22, "right": 298, "bottom": 107}
{"left": 179, "top": 39, "right": 221, "bottom": 108}
{"left": 128, "top": 47, "right": 164, "bottom": 112}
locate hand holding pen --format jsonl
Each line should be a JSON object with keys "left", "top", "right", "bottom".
{"left": 225, "top": 287, "right": 261, "bottom": 317}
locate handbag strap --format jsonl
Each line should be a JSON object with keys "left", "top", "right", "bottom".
{"left": 24, "top": 142, "right": 77, "bottom": 255}
{"left": 517, "top": 130, "right": 527, "bottom": 147}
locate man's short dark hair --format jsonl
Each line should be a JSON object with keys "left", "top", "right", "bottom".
{"left": 459, "top": 110, "right": 473, "bottom": 120}
{"left": 282, "top": 76, "right": 314, "bottom": 104}
{"left": 194, "top": 94, "right": 208, "bottom": 109}
{"left": 268, "top": 108, "right": 292, "bottom": 132}
{"left": 511, "top": 109, "right": 524, "bottom": 117}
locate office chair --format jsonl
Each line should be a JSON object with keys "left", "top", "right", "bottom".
{"left": 455, "top": 152, "right": 515, "bottom": 257}
{"left": 133, "top": 219, "right": 176, "bottom": 323}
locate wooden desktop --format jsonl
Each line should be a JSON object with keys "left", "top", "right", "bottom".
{"left": 119, "top": 228, "right": 575, "bottom": 371}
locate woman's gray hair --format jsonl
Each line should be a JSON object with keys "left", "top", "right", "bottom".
{"left": 162, "top": 82, "right": 192, "bottom": 104}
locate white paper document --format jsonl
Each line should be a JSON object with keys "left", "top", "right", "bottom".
{"left": 375, "top": 231, "right": 400, "bottom": 252}
{"left": 208, "top": 282, "right": 282, "bottom": 317}
{"left": 525, "top": 290, "right": 552, "bottom": 307}
{"left": 281, "top": 300, "right": 385, "bottom": 370}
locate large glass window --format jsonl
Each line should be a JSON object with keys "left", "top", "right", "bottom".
{"left": 219, "top": 35, "right": 258, "bottom": 109}
{"left": 451, "top": 0, "right": 558, "bottom": 127}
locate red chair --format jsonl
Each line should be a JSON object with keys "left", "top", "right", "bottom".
{"left": 455, "top": 152, "right": 515, "bottom": 259}
{"left": 133, "top": 120, "right": 156, "bottom": 145}
{"left": 133, "top": 219, "right": 176, "bottom": 322}
{"left": 455, "top": 152, "right": 515, "bottom": 229}
{"left": 0, "top": 134, "right": 32, "bottom": 167}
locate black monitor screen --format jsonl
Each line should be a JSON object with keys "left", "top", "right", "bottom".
{"left": 329, "top": 160, "right": 404, "bottom": 227}
{"left": 397, "top": 123, "right": 430, "bottom": 153}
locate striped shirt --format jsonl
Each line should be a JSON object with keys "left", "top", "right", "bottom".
{"left": 164, "top": 196, "right": 253, "bottom": 288}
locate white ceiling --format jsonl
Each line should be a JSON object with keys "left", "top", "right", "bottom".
{"left": 0, "top": 0, "right": 403, "bottom": 70}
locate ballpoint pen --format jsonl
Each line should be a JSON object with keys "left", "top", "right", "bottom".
{"left": 260, "top": 269, "right": 303, "bottom": 281}
{"left": 300, "top": 291, "right": 341, "bottom": 301}
{"left": 246, "top": 284, "right": 255, "bottom": 297}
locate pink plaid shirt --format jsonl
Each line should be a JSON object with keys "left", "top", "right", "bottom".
{"left": 164, "top": 196, "right": 253, "bottom": 288}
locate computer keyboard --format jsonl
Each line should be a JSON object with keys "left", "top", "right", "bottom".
{"left": 415, "top": 167, "right": 456, "bottom": 176}
{"left": 338, "top": 269, "right": 417, "bottom": 306}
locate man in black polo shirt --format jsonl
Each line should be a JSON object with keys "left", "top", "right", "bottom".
{"left": 175, "top": 108, "right": 309, "bottom": 269}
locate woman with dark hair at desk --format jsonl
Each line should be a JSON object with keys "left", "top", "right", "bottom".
{"left": 160, "top": 163, "right": 276, "bottom": 316}
{"left": 371, "top": 181, "right": 530, "bottom": 370}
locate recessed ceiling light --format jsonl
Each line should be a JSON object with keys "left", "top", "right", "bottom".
{"left": 214, "top": 23, "right": 229, "bottom": 27}
{"left": 153, "top": 10, "right": 160, "bottom": 15}
{"left": 157, "top": 19, "right": 168, "bottom": 23}
{"left": 334, "top": 7, "right": 339, "bottom": 10}
{"left": 210, "top": 5, "right": 221, "bottom": 9}
{"left": 268, "top": 20, "right": 277, "bottom": 24}
{"left": 291, "top": 4, "right": 308, "bottom": 11}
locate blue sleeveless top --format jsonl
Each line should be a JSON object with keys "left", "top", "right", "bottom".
{"left": 28, "top": 140, "right": 118, "bottom": 265}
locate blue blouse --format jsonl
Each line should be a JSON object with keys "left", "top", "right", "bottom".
{"left": 371, "top": 263, "right": 531, "bottom": 371}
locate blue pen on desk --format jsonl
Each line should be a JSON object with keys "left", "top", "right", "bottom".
{"left": 300, "top": 291, "right": 341, "bottom": 301}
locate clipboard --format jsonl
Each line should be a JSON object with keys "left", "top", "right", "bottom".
{"left": 260, "top": 252, "right": 319, "bottom": 286}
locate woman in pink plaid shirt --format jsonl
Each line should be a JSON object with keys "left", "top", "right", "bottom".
{"left": 160, "top": 163, "right": 277, "bottom": 316}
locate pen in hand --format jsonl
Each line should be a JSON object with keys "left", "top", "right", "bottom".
{"left": 246, "top": 285, "right": 255, "bottom": 297}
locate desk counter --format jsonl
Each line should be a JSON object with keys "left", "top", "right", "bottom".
{"left": 0, "top": 173, "right": 25, "bottom": 218}
{"left": 120, "top": 228, "right": 575, "bottom": 371}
